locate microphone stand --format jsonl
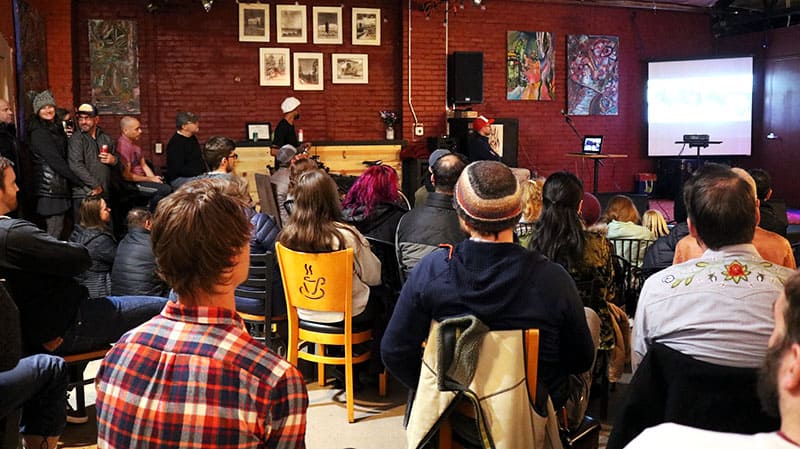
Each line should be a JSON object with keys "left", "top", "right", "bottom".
{"left": 562, "top": 111, "right": 583, "bottom": 141}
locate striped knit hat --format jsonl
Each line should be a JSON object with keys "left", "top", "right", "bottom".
{"left": 454, "top": 161, "right": 521, "bottom": 233}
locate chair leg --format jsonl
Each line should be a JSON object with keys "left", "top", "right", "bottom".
{"left": 317, "top": 344, "right": 326, "bottom": 386}
{"left": 379, "top": 369, "right": 387, "bottom": 397}
{"left": 346, "top": 346, "right": 355, "bottom": 423}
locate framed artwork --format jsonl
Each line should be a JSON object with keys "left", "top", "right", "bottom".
{"left": 246, "top": 122, "right": 272, "bottom": 141}
{"left": 259, "top": 48, "right": 290, "bottom": 86}
{"left": 293, "top": 52, "right": 323, "bottom": 91}
{"left": 489, "top": 124, "right": 504, "bottom": 157}
{"left": 239, "top": 3, "right": 269, "bottom": 43}
{"left": 332, "top": 54, "right": 368, "bottom": 84}
{"left": 352, "top": 8, "right": 380, "bottom": 46}
{"left": 313, "top": 6, "right": 342, "bottom": 45}
{"left": 506, "top": 31, "right": 556, "bottom": 101}
{"left": 88, "top": 19, "right": 141, "bottom": 114}
{"left": 567, "top": 35, "right": 619, "bottom": 115}
{"left": 277, "top": 4, "right": 307, "bottom": 43}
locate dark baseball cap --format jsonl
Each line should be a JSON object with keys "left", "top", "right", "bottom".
{"left": 75, "top": 103, "right": 98, "bottom": 117}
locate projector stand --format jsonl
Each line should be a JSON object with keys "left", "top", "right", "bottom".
{"left": 674, "top": 137, "right": 723, "bottom": 169}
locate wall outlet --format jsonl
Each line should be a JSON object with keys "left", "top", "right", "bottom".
{"left": 154, "top": 142, "right": 163, "bottom": 154}
{"left": 414, "top": 123, "right": 424, "bottom": 136}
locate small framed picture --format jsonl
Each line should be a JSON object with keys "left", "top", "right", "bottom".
{"left": 332, "top": 54, "right": 368, "bottom": 84}
{"left": 276, "top": 4, "right": 307, "bottom": 43}
{"left": 259, "top": 48, "right": 291, "bottom": 86}
{"left": 293, "top": 52, "right": 323, "bottom": 91}
{"left": 239, "top": 3, "right": 269, "bottom": 43}
{"left": 352, "top": 8, "right": 380, "bottom": 46}
{"left": 313, "top": 6, "right": 342, "bottom": 45}
{"left": 246, "top": 122, "right": 272, "bottom": 141}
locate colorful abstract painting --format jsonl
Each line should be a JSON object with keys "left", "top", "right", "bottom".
{"left": 507, "top": 31, "right": 555, "bottom": 101}
{"left": 567, "top": 35, "right": 619, "bottom": 115}
{"left": 89, "top": 20, "right": 140, "bottom": 114}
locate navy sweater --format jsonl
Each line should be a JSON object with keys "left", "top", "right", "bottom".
{"left": 381, "top": 239, "right": 594, "bottom": 407}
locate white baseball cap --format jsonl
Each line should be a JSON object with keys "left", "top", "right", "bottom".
{"left": 281, "top": 97, "right": 301, "bottom": 114}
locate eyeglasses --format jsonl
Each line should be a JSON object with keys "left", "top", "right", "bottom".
{"left": 228, "top": 153, "right": 239, "bottom": 160}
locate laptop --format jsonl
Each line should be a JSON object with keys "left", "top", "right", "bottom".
{"left": 582, "top": 135, "right": 603, "bottom": 154}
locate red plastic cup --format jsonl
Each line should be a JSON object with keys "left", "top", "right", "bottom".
{"left": 100, "top": 144, "right": 109, "bottom": 154}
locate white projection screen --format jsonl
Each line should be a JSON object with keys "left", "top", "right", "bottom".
{"left": 647, "top": 56, "right": 753, "bottom": 157}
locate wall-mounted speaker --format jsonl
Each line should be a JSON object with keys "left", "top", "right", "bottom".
{"left": 448, "top": 52, "right": 483, "bottom": 105}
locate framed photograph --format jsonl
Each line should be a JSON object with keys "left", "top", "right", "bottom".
{"left": 259, "top": 48, "right": 290, "bottom": 86}
{"left": 352, "top": 8, "right": 380, "bottom": 46}
{"left": 238, "top": 3, "right": 269, "bottom": 42}
{"left": 246, "top": 122, "right": 272, "bottom": 141}
{"left": 313, "top": 6, "right": 342, "bottom": 45}
{"left": 332, "top": 54, "right": 368, "bottom": 84}
{"left": 293, "top": 52, "right": 323, "bottom": 91}
{"left": 276, "top": 4, "right": 307, "bottom": 43}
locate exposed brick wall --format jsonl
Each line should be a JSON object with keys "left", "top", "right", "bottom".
{"left": 27, "top": 0, "right": 73, "bottom": 107}
{"left": 402, "top": 3, "right": 714, "bottom": 193}
{"left": 0, "top": 0, "right": 13, "bottom": 47}
{"left": 73, "top": 0, "right": 402, "bottom": 170}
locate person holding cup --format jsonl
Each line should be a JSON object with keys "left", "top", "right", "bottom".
{"left": 68, "top": 102, "right": 120, "bottom": 223}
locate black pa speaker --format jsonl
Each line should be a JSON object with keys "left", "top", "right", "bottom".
{"left": 448, "top": 52, "right": 483, "bottom": 105}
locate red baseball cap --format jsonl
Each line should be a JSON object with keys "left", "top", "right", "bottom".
{"left": 473, "top": 115, "right": 494, "bottom": 132}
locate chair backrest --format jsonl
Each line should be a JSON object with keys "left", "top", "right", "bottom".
{"left": 275, "top": 242, "right": 353, "bottom": 315}
{"left": 365, "top": 236, "right": 403, "bottom": 293}
{"left": 234, "top": 252, "right": 275, "bottom": 314}
{"left": 607, "top": 238, "right": 653, "bottom": 268}
{"left": 606, "top": 343, "right": 780, "bottom": 449}
{"left": 254, "top": 173, "right": 282, "bottom": 228}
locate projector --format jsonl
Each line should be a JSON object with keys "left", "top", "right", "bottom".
{"left": 683, "top": 134, "right": 710, "bottom": 146}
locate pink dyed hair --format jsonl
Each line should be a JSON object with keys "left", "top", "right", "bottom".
{"left": 342, "top": 164, "right": 400, "bottom": 215}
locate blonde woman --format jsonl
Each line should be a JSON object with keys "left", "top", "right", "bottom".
{"left": 516, "top": 178, "right": 544, "bottom": 248}
{"left": 642, "top": 209, "right": 670, "bottom": 238}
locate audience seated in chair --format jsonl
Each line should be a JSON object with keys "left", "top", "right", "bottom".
{"left": 515, "top": 177, "right": 544, "bottom": 248}
{"left": 635, "top": 163, "right": 795, "bottom": 371}
{"left": 600, "top": 195, "right": 654, "bottom": 265}
{"left": 641, "top": 222, "right": 689, "bottom": 278}
{"left": 672, "top": 167, "right": 796, "bottom": 269}
{"left": 111, "top": 208, "right": 168, "bottom": 297}
{"left": 96, "top": 177, "right": 308, "bottom": 448}
{"left": 0, "top": 282, "right": 67, "bottom": 449}
{"left": 621, "top": 270, "right": 800, "bottom": 449}
{"left": 282, "top": 154, "right": 318, "bottom": 219}
{"left": 641, "top": 209, "right": 669, "bottom": 239}
{"left": 116, "top": 116, "right": 171, "bottom": 208}
{"left": 69, "top": 194, "right": 116, "bottom": 298}
{"left": 382, "top": 162, "right": 596, "bottom": 430}
{"left": 342, "top": 164, "right": 408, "bottom": 244}
{"left": 750, "top": 167, "right": 789, "bottom": 237}
{"left": 396, "top": 150, "right": 467, "bottom": 281}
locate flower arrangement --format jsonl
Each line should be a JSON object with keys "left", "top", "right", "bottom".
{"left": 379, "top": 110, "right": 398, "bottom": 127}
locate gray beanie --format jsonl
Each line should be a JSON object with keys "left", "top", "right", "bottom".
{"left": 32, "top": 90, "right": 56, "bottom": 114}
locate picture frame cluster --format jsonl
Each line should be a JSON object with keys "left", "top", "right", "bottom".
{"left": 239, "top": 4, "right": 379, "bottom": 89}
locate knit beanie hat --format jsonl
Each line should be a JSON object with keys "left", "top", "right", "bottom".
{"left": 32, "top": 90, "right": 55, "bottom": 114}
{"left": 454, "top": 161, "right": 521, "bottom": 233}
{"left": 581, "top": 192, "right": 602, "bottom": 226}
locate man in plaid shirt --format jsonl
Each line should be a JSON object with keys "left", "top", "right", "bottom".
{"left": 95, "top": 178, "right": 308, "bottom": 448}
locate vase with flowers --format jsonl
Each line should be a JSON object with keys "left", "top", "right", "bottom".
{"left": 380, "top": 110, "right": 397, "bottom": 140}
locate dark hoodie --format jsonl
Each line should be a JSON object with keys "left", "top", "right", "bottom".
{"left": 381, "top": 239, "right": 594, "bottom": 408}
{"left": 341, "top": 202, "right": 407, "bottom": 243}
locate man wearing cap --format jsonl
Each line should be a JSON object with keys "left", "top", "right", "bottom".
{"left": 68, "top": 103, "right": 119, "bottom": 219}
{"left": 272, "top": 144, "right": 297, "bottom": 226}
{"left": 272, "top": 97, "right": 309, "bottom": 156}
{"left": 466, "top": 115, "right": 501, "bottom": 162}
{"left": 166, "top": 111, "right": 204, "bottom": 189}
{"left": 382, "top": 160, "right": 595, "bottom": 412}
{"left": 395, "top": 150, "right": 468, "bottom": 279}
{"left": 117, "top": 116, "right": 171, "bottom": 204}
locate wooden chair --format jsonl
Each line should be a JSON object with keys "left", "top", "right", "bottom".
{"left": 64, "top": 347, "right": 111, "bottom": 418}
{"left": 254, "top": 173, "right": 282, "bottom": 228}
{"left": 275, "top": 242, "right": 386, "bottom": 423}
{"left": 235, "top": 252, "right": 286, "bottom": 355}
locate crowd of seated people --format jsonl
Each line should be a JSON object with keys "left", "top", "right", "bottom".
{"left": 4, "top": 91, "right": 800, "bottom": 449}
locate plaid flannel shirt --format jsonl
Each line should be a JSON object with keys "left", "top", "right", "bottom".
{"left": 96, "top": 301, "right": 307, "bottom": 449}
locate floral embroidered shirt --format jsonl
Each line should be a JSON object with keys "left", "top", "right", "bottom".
{"left": 633, "top": 243, "right": 794, "bottom": 369}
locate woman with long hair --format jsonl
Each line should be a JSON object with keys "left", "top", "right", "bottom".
{"left": 69, "top": 194, "right": 116, "bottom": 298}
{"left": 601, "top": 195, "right": 655, "bottom": 264}
{"left": 28, "top": 90, "right": 83, "bottom": 238}
{"left": 515, "top": 178, "right": 544, "bottom": 248}
{"left": 341, "top": 164, "right": 407, "bottom": 243}
{"left": 530, "top": 171, "right": 617, "bottom": 351}
{"left": 642, "top": 209, "right": 670, "bottom": 238}
{"left": 279, "top": 169, "right": 381, "bottom": 323}
{"left": 282, "top": 154, "right": 318, "bottom": 218}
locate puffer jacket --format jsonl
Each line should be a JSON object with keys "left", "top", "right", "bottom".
{"left": 27, "top": 117, "right": 82, "bottom": 199}
{"left": 111, "top": 227, "right": 168, "bottom": 297}
{"left": 342, "top": 201, "right": 407, "bottom": 243}
{"left": 245, "top": 208, "right": 279, "bottom": 255}
{"left": 70, "top": 225, "right": 117, "bottom": 298}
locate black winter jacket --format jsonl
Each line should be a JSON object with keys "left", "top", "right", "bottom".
{"left": 111, "top": 227, "right": 168, "bottom": 297}
{"left": 27, "top": 117, "right": 81, "bottom": 198}
{"left": 641, "top": 222, "right": 690, "bottom": 277}
{"left": 70, "top": 225, "right": 117, "bottom": 298}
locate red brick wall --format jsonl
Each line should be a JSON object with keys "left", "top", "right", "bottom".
{"left": 0, "top": 0, "right": 14, "bottom": 47}
{"left": 73, "top": 0, "right": 402, "bottom": 169}
{"left": 402, "top": 3, "right": 714, "bottom": 192}
{"left": 27, "top": 0, "right": 73, "bottom": 107}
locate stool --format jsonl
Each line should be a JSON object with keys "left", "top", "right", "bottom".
{"left": 63, "top": 348, "right": 110, "bottom": 414}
